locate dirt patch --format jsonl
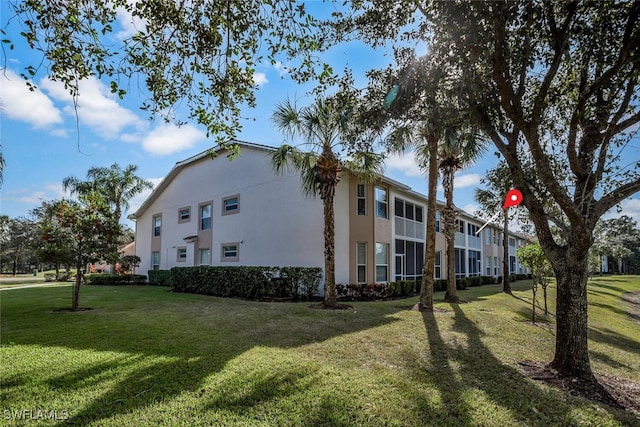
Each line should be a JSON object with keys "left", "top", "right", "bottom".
{"left": 518, "top": 361, "right": 640, "bottom": 416}
{"left": 309, "top": 302, "right": 353, "bottom": 310}
{"left": 51, "top": 307, "right": 94, "bottom": 313}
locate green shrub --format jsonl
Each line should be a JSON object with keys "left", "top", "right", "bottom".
{"left": 467, "top": 276, "right": 483, "bottom": 287}
{"left": 456, "top": 278, "right": 468, "bottom": 290}
{"left": 434, "top": 279, "right": 448, "bottom": 292}
{"left": 148, "top": 270, "right": 173, "bottom": 287}
{"left": 170, "top": 266, "right": 321, "bottom": 300}
{"left": 56, "top": 272, "right": 73, "bottom": 281}
{"left": 481, "top": 276, "right": 495, "bottom": 285}
{"left": 279, "top": 267, "right": 322, "bottom": 301}
{"left": 496, "top": 276, "right": 503, "bottom": 284}
{"left": 86, "top": 274, "right": 147, "bottom": 286}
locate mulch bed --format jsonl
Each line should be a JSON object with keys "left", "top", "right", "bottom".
{"left": 518, "top": 361, "right": 640, "bottom": 416}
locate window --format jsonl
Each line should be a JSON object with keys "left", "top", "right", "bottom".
{"left": 394, "top": 198, "right": 424, "bottom": 223}
{"left": 485, "top": 228, "right": 491, "bottom": 245}
{"left": 199, "top": 248, "right": 211, "bottom": 266}
{"left": 467, "top": 223, "right": 479, "bottom": 236}
{"left": 375, "top": 186, "right": 388, "bottom": 219}
{"left": 486, "top": 256, "right": 492, "bottom": 276}
{"left": 151, "top": 251, "right": 160, "bottom": 270}
{"left": 356, "top": 184, "right": 366, "bottom": 215}
{"left": 510, "top": 255, "right": 516, "bottom": 273}
{"left": 177, "top": 247, "right": 187, "bottom": 262}
{"left": 153, "top": 215, "right": 161, "bottom": 237}
{"left": 200, "top": 203, "right": 212, "bottom": 230}
{"left": 494, "top": 257, "right": 499, "bottom": 275}
{"left": 221, "top": 243, "right": 239, "bottom": 262}
{"left": 415, "top": 206, "right": 423, "bottom": 223}
{"left": 455, "top": 248, "right": 466, "bottom": 278}
{"left": 375, "top": 243, "right": 388, "bottom": 282}
{"left": 178, "top": 207, "right": 191, "bottom": 223}
{"left": 356, "top": 242, "right": 367, "bottom": 283}
{"left": 435, "top": 251, "right": 442, "bottom": 279}
{"left": 435, "top": 211, "right": 440, "bottom": 232}
{"left": 395, "top": 239, "right": 424, "bottom": 282}
{"left": 456, "top": 219, "right": 465, "bottom": 234}
{"left": 222, "top": 195, "right": 240, "bottom": 215}
{"left": 492, "top": 229, "right": 499, "bottom": 245}
{"left": 468, "top": 250, "right": 481, "bottom": 276}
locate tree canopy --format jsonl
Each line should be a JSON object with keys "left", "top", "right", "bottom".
{"left": 335, "top": 0, "right": 640, "bottom": 378}
{"left": 7, "top": 0, "right": 328, "bottom": 145}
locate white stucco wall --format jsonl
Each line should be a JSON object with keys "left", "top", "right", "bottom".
{"left": 135, "top": 147, "right": 326, "bottom": 278}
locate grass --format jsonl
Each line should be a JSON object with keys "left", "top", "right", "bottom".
{"left": 1, "top": 276, "right": 639, "bottom": 426}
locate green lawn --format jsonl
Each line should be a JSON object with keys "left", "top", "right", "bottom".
{"left": 1, "top": 277, "right": 638, "bottom": 426}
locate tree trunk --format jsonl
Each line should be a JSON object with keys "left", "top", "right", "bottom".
{"left": 550, "top": 249, "right": 593, "bottom": 379}
{"left": 419, "top": 136, "right": 439, "bottom": 310}
{"left": 72, "top": 261, "right": 83, "bottom": 311}
{"left": 442, "top": 167, "right": 458, "bottom": 303}
{"left": 322, "top": 193, "right": 337, "bottom": 308}
{"left": 531, "top": 279, "right": 537, "bottom": 324}
{"left": 502, "top": 211, "right": 511, "bottom": 293}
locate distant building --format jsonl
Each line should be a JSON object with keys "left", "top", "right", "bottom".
{"left": 129, "top": 141, "right": 529, "bottom": 291}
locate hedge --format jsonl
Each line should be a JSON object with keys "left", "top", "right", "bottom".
{"left": 170, "top": 266, "right": 322, "bottom": 301}
{"left": 85, "top": 274, "right": 147, "bottom": 286}
{"left": 148, "top": 269, "right": 173, "bottom": 287}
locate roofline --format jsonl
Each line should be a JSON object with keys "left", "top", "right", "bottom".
{"left": 130, "top": 140, "right": 533, "bottom": 239}
{"left": 131, "top": 140, "right": 275, "bottom": 219}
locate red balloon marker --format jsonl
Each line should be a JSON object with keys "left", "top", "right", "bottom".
{"left": 502, "top": 189, "right": 523, "bottom": 209}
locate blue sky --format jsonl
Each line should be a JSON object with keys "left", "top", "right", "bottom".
{"left": 1, "top": 2, "right": 639, "bottom": 229}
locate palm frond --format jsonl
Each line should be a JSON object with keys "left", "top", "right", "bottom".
{"left": 271, "top": 144, "right": 297, "bottom": 175}
{"left": 384, "top": 126, "right": 418, "bottom": 154}
{"left": 272, "top": 99, "right": 303, "bottom": 141}
{"left": 345, "top": 151, "right": 384, "bottom": 184}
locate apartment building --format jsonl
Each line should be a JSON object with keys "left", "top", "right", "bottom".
{"left": 129, "top": 141, "right": 529, "bottom": 290}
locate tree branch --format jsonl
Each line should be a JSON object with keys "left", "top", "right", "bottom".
{"left": 594, "top": 178, "right": 640, "bottom": 219}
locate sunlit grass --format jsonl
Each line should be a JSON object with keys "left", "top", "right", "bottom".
{"left": 1, "top": 276, "right": 638, "bottom": 426}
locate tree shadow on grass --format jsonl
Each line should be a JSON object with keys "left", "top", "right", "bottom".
{"left": 416, "top": 304, "right": 633, "bottom": 425}
{"left": 588, "top": 326, "right": 640, "bottom": 354}
{"left": 0, "top": 287, "right": 402, "bottom": 426}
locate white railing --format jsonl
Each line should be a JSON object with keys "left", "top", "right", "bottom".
{"left": 395, "top": 217, "right": 425, "bottom": 240}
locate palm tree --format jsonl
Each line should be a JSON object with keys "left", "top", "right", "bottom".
{"left": 63, "top": 163, "right": 153, "bottom": 224}
{"left": 271, "top": 97, "right": 383, "bottom": 308}
{"left": 474, "top": 161, "right": 514, "bottom": 293}
{"left": 63, "top": 164, "right": 153, "bottom": 273}
{"left": 385, "top": 120, "right": 453, "bottom": 311}
{"left": 439, "top": 130, "right": 486, "bottom": 303}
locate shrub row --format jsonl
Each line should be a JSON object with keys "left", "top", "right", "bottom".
{"left": 337, "top": 275, "right": 507, "bottom": 300}
{"left": 170, "top": 266, "right": 322, "bottom": 301}
{"left": 148, "top": 269, "right": 173, "bottom": 287}
{"left": 85, "top": 274, "right": 147, "bottom": 286}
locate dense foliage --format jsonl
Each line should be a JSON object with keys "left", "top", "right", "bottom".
{"left": 171, "top": 266, "right": 322, "bottom": 301}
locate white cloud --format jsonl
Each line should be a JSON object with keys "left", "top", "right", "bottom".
{"left": 141, "top": 123, "right": 206, "bottom": 155}
{"left": 253, "top": 72, "right": 268, "bottom": 87}
{"left": 40, "top": 75, "right": 145, "bottom": 138}
{"left": 115, "top": 2, "right": 147, "bottom": 39}
{"left": 273, "top": 61, "right": 289, "bottom": 77}
{"left": 14, "top": 182, "right": 70, "bottom": 205}
{"left": 437, "top": 173, "right": 482, "bottom": 191}
{"left": 462, "top": 203, "right": 480, "bottom": 217}
{"left": 0, "top": 69, "right": 63, "bottom": 128}
{"left": 385, "top": 152, "right": 424, "bottom": 177}
{"left": 603, "top": 197, "right": 640, "bottom": 225}
{"left": 455, "top": 173, "right": 482, "bottom": 189}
